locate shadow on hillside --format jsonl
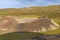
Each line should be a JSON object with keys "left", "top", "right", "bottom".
{"left": 0, "top": 31, "right": 60, "bottom": 40}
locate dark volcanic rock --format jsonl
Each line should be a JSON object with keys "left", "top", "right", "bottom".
{"left": 20, "top": 34, "right": 60, "bottom": 40}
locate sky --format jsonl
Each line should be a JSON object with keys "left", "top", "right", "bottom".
{"left": 0, "top": 0, "right": 60, "bottom": 8}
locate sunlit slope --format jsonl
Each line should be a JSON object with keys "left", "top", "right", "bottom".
{"left": 0, "top": 5, "right": 60, "bottom": 18}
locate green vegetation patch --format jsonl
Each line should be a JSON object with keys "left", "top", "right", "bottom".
{"left": 0, "top": 32, "right": 43, "bottom": 40}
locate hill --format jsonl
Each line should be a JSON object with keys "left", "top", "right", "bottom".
{"left": 0, "top": 5, "right": 60, "bottom": 40}
{"left": 0, "top": 5, "right": 60, "bottom": 25}
{"left": 0, "top": 5, "right": 60, "bottom": 34}
{"left": 0, "top": 5, "right": 60, "bottom": 18}
{"left": 0, "top": 16, "right": 17, "bottom": 34}
{"left": 16, "top": 17, "right": 59, "bottom": 32}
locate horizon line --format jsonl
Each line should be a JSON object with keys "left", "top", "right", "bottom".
{"left": 0, "top": 4, "right": 60, "bottom": 9}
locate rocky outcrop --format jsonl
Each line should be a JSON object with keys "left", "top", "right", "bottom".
{"left": 0, "top": 32, "right": 60, "bottom": 40}
{"left": 16, "top": 18, "right": 59, "bottom": 32}
{"left": 0, "top": 16, "right": 17, "bottom": 34}
{"left": 0, "top": 16, "right": 59, "bottom": 34}
{"left": 21, "top": 34, "right": 60, "bottom": 40}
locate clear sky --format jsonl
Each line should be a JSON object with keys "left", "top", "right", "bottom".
{"left": 0, "top": 0, "right": 60, "bottom": 8}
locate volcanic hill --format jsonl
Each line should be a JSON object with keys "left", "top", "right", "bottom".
{"left": 16, "top": 17, "right": 59, "bottom": 32}
{"left": 0, "top": 16, "right": 17, "bottom": 34}
{"left": 0, "top": 16, "right": 59, "bottom": 34}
